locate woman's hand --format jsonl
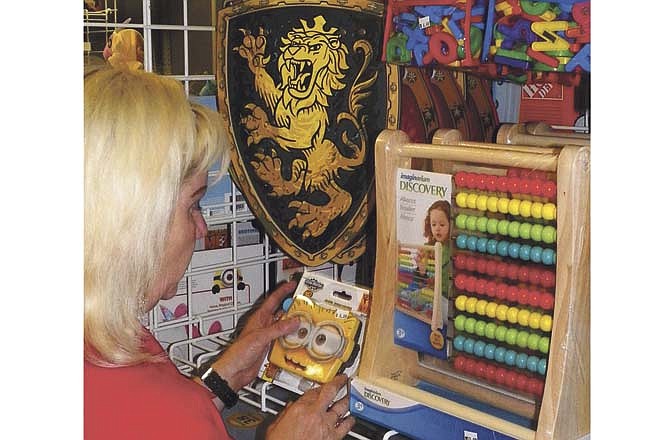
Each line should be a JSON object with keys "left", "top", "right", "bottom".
{"left": 210, "top": 281, "right": 299, "bottom": 391}
{"left": 266, "top": 374, "right": 355, "bottom": 440}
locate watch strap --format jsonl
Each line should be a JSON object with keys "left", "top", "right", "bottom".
{"left": 201, "top": 367, "right": 239, "bottom": 408}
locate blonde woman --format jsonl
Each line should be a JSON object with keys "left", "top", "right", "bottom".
{"left": 84, "top": 65, "right": 354, "bottom": 439}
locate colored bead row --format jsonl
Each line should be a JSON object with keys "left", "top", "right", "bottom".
{"left": 455, "top": 192, "right": 557, "bottom": 220}
{"left": 455, "top": 214, "right": 557, "bottom": 244}
{"left": 453, "top": 253, "right": 556, "bottom": 288}
{"left": 453, "top": 335, "right": 547, "bottom": 376}
{"left": 454, "top": 295, "right": 553, "bottom": 332}
{"left": 453, "top": 355, "right": 545, "bottom": 397}
{"left": 455, "top": 233, "right": 557, "bottom": 266}
{"left": 453, "top": 314, "right": 550, "bottom": 354}
{"left": 454, "top": 273, "right": 554, "bottom": 310}
{"left": 454, "top": 171, "right": 556, "bottom": 199}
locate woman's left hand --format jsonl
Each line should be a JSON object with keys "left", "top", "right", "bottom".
{"left": 210, "top": 280, "right": 299, "bottom": 391}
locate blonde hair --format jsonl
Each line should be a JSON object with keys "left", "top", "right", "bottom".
{"left": 84, "top": 65, "right": 229, "bottom": 366}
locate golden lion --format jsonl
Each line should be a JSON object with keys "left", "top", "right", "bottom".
{"left": 235, "top": 15, "right": 376, "bottom": 239}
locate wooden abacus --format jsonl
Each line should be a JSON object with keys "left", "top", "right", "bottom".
{"left": 355, "top": 129, "right": 589, "bottom": 439}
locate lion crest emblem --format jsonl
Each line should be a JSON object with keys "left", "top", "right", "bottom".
{"left": 217, "top": 4, "right": 387, "bottom": 266}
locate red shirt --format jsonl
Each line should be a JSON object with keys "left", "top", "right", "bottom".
{"left": 84, "top": 331, "right": 231, "bottom": 439}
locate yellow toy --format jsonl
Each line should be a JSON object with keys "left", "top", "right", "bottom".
{"left": 268, "top": 294, "right": 361, "bottom": 384}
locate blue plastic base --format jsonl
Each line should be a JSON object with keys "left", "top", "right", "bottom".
{"left": 394, "top": 309, "right": 448, "bottom": 359}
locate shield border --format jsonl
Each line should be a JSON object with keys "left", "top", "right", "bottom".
{"left": 216, "top": 0, "right": 387, "bottom": 266}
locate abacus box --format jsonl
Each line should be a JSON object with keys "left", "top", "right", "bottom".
{"left": 351, "top": 129, "right": 589, "bottom": 440}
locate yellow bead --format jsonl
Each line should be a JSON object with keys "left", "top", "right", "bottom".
{"left": 485, "top": 302, "right": 498, "bottom": 318}
{"left": 497, "top": 197, "right": 510, "bottom": 213}
{"left": 508, "top": 199, "right": 521, "bottom": 215}
{"left": 456, "top": 192, "right": 468, "bottom": 208}
{"left": 495, "top": 304, "right": 509, "bottom": 321}
{"left": 531, "top": 202, "right": 544, "bottom": 219}
{"left": 467, "top": 193, "right": 478, "bottom": 209}
{"left": 506, "top": 306, "right": 519, "bottom": 324}
{"left": 487, "top": 196, "right": 499, "bottom": 213}
{"left": 465, "top": 297, "right": 478, "bottom": 314}
{"left": 540, "top": 315, "right": 553, "bottom": 332}
{"left": 519, "top": 200, "right": 532, "bottom": 217}
{"left": 542, "top": 203, "right": 557, "bottom": 220}
{"left": 476, "top": 194, "right": 488, "bottom": 211}
{"left": 528, "top": 312, "right": 542, "bottom": 329}
{"left": 476, "top": 299, "right": 488, "bottom": 316}
{"left": 455, "top": 295, "right": 467, "bottom": 311}
{"left": 517, "top": 309, "right": 530, "bottom": 326}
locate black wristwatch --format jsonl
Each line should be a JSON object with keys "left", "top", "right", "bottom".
{"left": 200, "top": 367, "right": 239, "bottom": 408}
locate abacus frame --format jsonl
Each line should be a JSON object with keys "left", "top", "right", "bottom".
{"left": 357, "top": 128, "right": 590, "bottom": 440}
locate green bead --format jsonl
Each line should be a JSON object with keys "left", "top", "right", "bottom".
{"left": 516, "top": 331, "right": 529, "bottom": 348}
{"left": 455, "top": 214, "right": 468, "bottom": 230}
{"left": 476, "top": 216, "right": 489, "bottom": 233}
{"left": 485, "top": 322, "right": 497, "bottom": 339}
{"left": 454, "top": 314, "right": 466, "bottom": 331}
{"left": 486, "top": 218, "right": 499, "bottom": 235}
{"left": 527, "top": 333, "right": 540, "bottom": 350}
{"left": 519, "top": 223, "right": 532, "bottom": 239}
{"left": 495, "top": 325, "right": 507, "bottom": 342}
{"left": 508, "top": 221, "right": 520, "bottom": 238}
{"left": 542, "top": 225, "right": 557, "bottom": 244}
{"left": 466, "top": 216, "right": 478, "bottom": 231}
{"left": 505, "top": 328, "right": 518, "bottom": 346}
{"left": 530, "top": 224, "right": 544, "bottom": 241}
{"left": 474, "top": 320, "right": 487, "bottom": 336}
{"left": 465, "top": 317, "right": 477, "bottom": 334}
{"left": 497, "top": 220, "right": 509, "bottom": 236}
{"left": 538, "top": 336, "right": 550, "bottom": 354}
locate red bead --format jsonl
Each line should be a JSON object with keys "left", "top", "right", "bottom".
{"left": 530, "top": 378, "right": 545, "bottom": 396}
{"left": 542, "top": 181, "right": 557, "bottom": 198}
{"left": 540, "top": 293, "right": 554, "bottom": 310}
{"left": 475, "top": 278, "right": 487, "bottom": 295}
{"left": 506, "top": 264, "right": 519, "bottom": 280}
{"left": 465, "top": 276, "right": 477, "bottom": 292}
{"left": 476, "top": 258, "right": 488, "bottom": 274}
{"left": 507, "top": 285, "right": 519, "bottom": 303}
{"left": 519, "top": 168, "right": 531, "bottom": 179}
{"left": 465, "top": 357, "right": 477, "bottom": 375}
{"left": 525, "top": 376, "right": 536, "bottom": 394}
{"left": 541, "top": 271, "right": 556, "bottom": 288}
{"left": 486, "top": 281, "right": 497, "bottom": 298}
{"left": 475, "top": 360, "right": 487, "bottom": 378}
{"left": 528, "top": 290, "right": 541, "bottom": 307}
{"left": 504, "top": 370, "right": 518, "bottom": 389}
{"left": 485, "top": 175, "right": 498, "bottom": 192}
{"left": 455, "top": 274, "right": 467, "bottom": 290}
{"left": 476, "top": 174, "right": 487, "bottom": 190}
{"left": 466, "top": 256, "right": 477, "bottom": 272}
{"left": 455, "top": 254, "right": 467, "bottom": 269}
{"left": 508, "top": 177, "right": 520, "bottom": 193}
{"left": 496, "top": 283, "right": 508, "bottom": 300}
{"left": 497, "top": 176, "right": 509, "bottom": 192}
{"left": 530, "top": 179, "right": 543, "bottom": 196}
{"left": 486, "top": 259, "right": 498, "bottom": 276}
{"left": 515, "top": 374, "right": 528, "bottom": 392}
{"left": 495, "top": 367, "right": 507, "bottom": 384}
{"left": 455, "top": 172, "right": 468, "bottom": 187}
{"left": 528, "top": 267, "right": 541, "bottom": 285}
{"left": 496, "top": 262, "right": 509, "bottom": 278}
{"left": 520, "top": 179, "right": 531, "bottom": 194}
{"left": 486, "top": 364, "right": 497, "bottom": 382}
{"left": 518, "top": 266, "right": 529, "bottom": 282}
{"left": 454, "top": 356, "right": 467, "bottom": 371}
{"left": 466, "top": 173, "right": 478, "bottom": 188}
{"left": 518, "top": 288, "right": 530, "bottom": 305}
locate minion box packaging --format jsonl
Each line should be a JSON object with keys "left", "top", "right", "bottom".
{"left": 395, "top": 168, "right": 453, "bottom": 359}
{"left": 260, "top": 272, "right": 369, "bottom": 398}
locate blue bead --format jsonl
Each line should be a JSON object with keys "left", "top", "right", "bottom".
{"left": 494, "top": 346, "right": 506, "bottom": 363}
{"left": 473, "top": 340, "right": 486, "bottom": 357}
{"left": 504, "top": 349, "right": 517, "bottom": 366}
{"left": 487, "top": 239, "right": 499, "bottom": 255}
{"left": 508, "top": 242, "right": 520, "bottom": 258}
{"left": 477, "top": 237, "right": 488, "bottom": 253}
{"left": 530, "top": 246, "right": 543, "bottom": 263}
{"left": 456, "top": 234, "right": 468, "bottom": 249}
{"left": 484, "top": 343, "right": 496, "bottom": 359}
{"left": 453, "top": 335, "right": 465, "bottom": 351}
{"left": 537, "top": 358, "right": 547, "bottom": 375}
{"left": 463, "top": 338, "right": 475, "bottom": 354}
{"left": 467, "top": 235, "right": 479, "bottom": 251}
{"left": 515, "top": 352, "right": 528, "bottom": 369}
{"left": 527, "top": 355, "right": 539, "bottom": 373}
{"left": 519, "top": 245, "right": 531, "bottom": 261}
{"left": 542, "top": 248, "right": 556, "bottom": 265}
{"left": 497, "top": 241, "right": 509, "bottom": 257}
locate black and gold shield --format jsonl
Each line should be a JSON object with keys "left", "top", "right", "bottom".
{"left": 216, "top": 0, "right": 387, "bottom": 266}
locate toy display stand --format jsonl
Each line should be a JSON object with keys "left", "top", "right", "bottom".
{"left": 351, "top": 128, "right": 589, "bottom": 440}
{"left": 496, "top": 122, "right": 590, "bottom": 147}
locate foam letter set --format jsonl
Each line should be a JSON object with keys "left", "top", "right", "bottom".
{"left": 383, "top": 0, "right": 590, "bottom": 84}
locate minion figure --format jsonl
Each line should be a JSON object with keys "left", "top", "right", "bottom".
{"left": 269, "top": 294, "right": 361, "bottom": 383}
